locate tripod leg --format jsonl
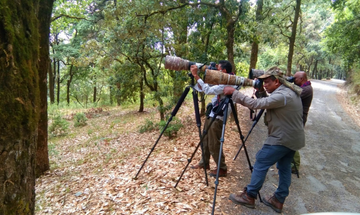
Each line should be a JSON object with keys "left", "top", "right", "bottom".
{"left": 229, "top": 100, "right": 263, "bottom": 202}
{"left": 175, "top": 112, "right": 219, "bottom": 188}
{"left": 192, "top": 89, "right": 209, "bottom": 184}
{"left": 211, "top": 97, "right": 231, "bottom": 215}
{"left": 134, "top": 86, "right": 191, "bottom": 179}
{"left": 233, "top": 109, "right": 265, "bottom": 161}
{"left": 174, "top": 89, "right": 210, "bottom": 187}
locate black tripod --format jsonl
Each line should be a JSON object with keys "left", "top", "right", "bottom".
{"left": 134, "top": 73, "right": 209, "bottom": 185}
{"left": 178, "top": 95, "right": 254, "bottom": 215}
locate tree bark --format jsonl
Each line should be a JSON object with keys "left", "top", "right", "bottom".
{"left": 36, "top": 0, "right": 54, "bottom": 178}
{"left": 49, "top": 59, "right": 55, "bottom": 104}
{"left": 93, "top": 86, "right": 97, "bottom": 103}
{"left": 66, "top": 65, "right": 74, "bottom": 105}
{"left": 249, "top": 0, "right": 263, "bottom": 71}
{"left": 57, "top": 60, "right": 60, "bottom": 104}
{"left": 0, "top": 0, "right": 44, "bottom": 213}
{"left": 139, "top": 76, "right": 144, "bottom": 112}
{"left": 171, "top": 0, "right": 187, "bottom": 104}
{"left": 286, "top": 0, "right": 301, "bottom": 76}
{"left": 109, "top": 86, "right": 113, "bottom": 105}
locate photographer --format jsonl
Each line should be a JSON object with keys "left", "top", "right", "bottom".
{"left": 223, "top": 67, "right": 305, "bottom": 213}
{"left": 190, "top": 60, "right": 237, "bottom": 178}
{"left": 292, "top": 71, "right": 313, "bottom": 173}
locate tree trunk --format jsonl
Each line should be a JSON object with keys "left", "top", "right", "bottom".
{"left": 300, "top": 64, "right": 304, "bottom": 71}
{"left": 0, "top": 1, "right": 43, "bottom": 213}
{"left": 286, "top": 0, "right": 301, "bottom": 76}
{"left": 171, "top": 1, "right": 188, "bottom": 105}
{"left": 93, "top": 86, "right": 97, "bottom": 103}
{"left": 49, "top": 59, "right": 55, "bottom": 104}
{"left": 139, "top": 76, "right": 144, "bottom": 112}
{"left": 109, "top": 86, "right": 113, "bottom": 105}
{"left": 116, "top": 83, "right": 121, "bottom": 106}
{"left": 57, "top": 60, "right": 60, "bottom": 104}
{"left": 225, "top": 21, "right": 236, "bottom": 74}
{"left": 66, "top": 64, "right": 74, "bottom": 105}
{"left": 36, "top": 0, "right": 53, "bottom": 178}
{"left": 249, "top": 0, "right": 263, "bottom": 71}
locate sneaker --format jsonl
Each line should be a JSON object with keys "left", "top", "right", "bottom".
{"left": 229, "top": 188, "right": 255, "bottom": 209}
{"left": 263, "top": 195, "right": 283, "bottom": 213}
{"left": 209, "top": 168, "right": 227, "bottom": 177}
{"left": 190, "top": 164, "right": 210, "bottom": 170}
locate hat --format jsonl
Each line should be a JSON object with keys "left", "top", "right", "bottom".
{"left": 258, "top": 67, "right": 283, "bottom": 79}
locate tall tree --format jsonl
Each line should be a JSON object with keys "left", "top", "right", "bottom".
{"left": 36, "top": 0, "right": 54, "bottom": 178}
{"left": 0, "top": 0, "right": 51, "bottom": 213}
{"left": 249, "top": 0, "right": 264, "bottom": 71}
{"left": 286, "top": 0, "right": 301, "bottom": 75}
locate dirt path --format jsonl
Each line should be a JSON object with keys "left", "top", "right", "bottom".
{"left": 221, "top": 79, "right": 360, "bottom": 214}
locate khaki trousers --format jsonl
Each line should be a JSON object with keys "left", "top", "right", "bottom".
{"left": 198, "top": 117, "right": 227, "bottom": 170}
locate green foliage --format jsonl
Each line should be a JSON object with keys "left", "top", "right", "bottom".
{"left": 158, "top": 118, "right": 183, "bottom": 138}
{"left": 49, "top": 115, "right": 69, "bottom": 137}
{"left": 235, "top": 61, "right": 250, "bottom": 77}
{"left": 324, "top": 0, "right": 360, "bottom": 66}
{"left": 73, "top": 112, "right": 88, "bottom": 127}
{"left": 138, "top": 117, "right": 183, "bottom": 138}
{"left": 138, "top": 119, "right": 157, "bottom": 133}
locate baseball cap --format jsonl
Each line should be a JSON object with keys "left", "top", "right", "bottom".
{"left": 258, "top": 67, "right": 283, "bottom": 79}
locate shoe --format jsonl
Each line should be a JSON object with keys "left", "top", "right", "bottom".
{"left": 209, "top": 168, "right": 227, "bottom": 177}
{"left": 263, "top": 195, "right": 283, "bottom": 213}
{"left": 229, "top": 188, "right": 255, "bottom": 209}
{"left": 190, "top": 164, "right": 210, "bottom": 170}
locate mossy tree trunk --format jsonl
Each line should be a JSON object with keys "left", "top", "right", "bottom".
{"left": 36, "top": 0, "right": 54, "bottom": 178}
{"left": 0, "top": 0, "right": 44, "bottom": 214}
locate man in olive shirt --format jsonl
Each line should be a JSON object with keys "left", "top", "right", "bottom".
{"left": 224, "top": 67, "right": 305, "bottom": 213}
{"left": 292, "top": 71, "right": 313, "bottom": 173}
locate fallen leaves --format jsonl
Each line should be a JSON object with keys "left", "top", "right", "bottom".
{"left": 36, "top": 95, "right": 256, "bottom": 214}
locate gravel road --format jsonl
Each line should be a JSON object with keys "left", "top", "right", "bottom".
{"left": 221, "top": 79, "right": 360, "bottom": 215}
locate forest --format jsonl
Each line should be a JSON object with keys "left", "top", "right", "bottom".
{"left": 1, "top": 0, "right": 360, "bottom": 214}
{"left": 46, "top": 0, "right": 360, "bottom": 119}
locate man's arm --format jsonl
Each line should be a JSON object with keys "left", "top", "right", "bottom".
{"left": 191, "top": 65, "right": 235, "bottom": 95}
{"left": 224, "top": 86, "right": 286, "bottom": 110}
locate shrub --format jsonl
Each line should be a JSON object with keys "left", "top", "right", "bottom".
{"left": 49, "top": 115, "right": 69, "bottom": 137}
{"left": 138, "top": 119, "right": 156, "bottom": 133}
{"left": 74, "top": 112, "right": 88, "bottom": 127}
{"left": 158, "top": 117, "right": 183, "bottom": 138}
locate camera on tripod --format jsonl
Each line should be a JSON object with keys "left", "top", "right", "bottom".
{"left": 164, "top": 55, "right": 263, "bottom": 89}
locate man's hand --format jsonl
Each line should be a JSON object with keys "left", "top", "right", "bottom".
{"left": 190, "top": 65, "right": 199, "bottom": 80}
{"left": 223, "top": 86, "right": 236, "bottom": 95}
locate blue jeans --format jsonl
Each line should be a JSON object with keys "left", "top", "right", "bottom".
{"left": 246, "top": 144, "right": 295, "bottom": 203}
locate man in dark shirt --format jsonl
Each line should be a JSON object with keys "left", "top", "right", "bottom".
{"left": 292, "top": 71, "right": 313, "bottom": 173}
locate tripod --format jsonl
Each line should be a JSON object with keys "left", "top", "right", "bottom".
{"left": 134, "top": 73, "right": 209, "bottom": 185}
{"left": 176, "top": 94, "right": 255, "bottom": 215}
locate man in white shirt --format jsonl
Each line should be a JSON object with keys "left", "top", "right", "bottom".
{"left": 190, "top": 60, "right": 237, "bottom": 177}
